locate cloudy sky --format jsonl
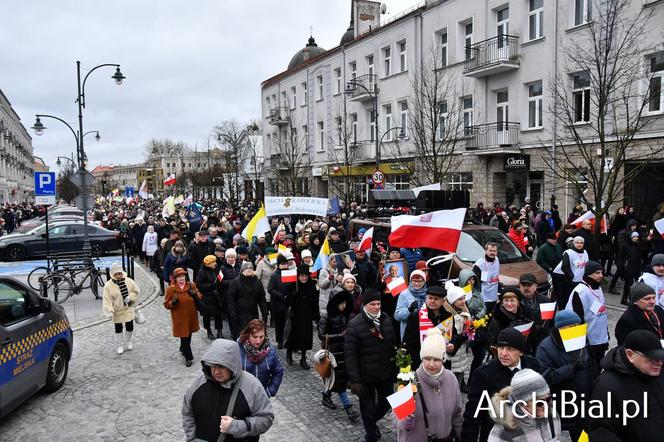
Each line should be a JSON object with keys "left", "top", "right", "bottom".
{"left": 1, "top": 0, "right": 418, "bottom": 170}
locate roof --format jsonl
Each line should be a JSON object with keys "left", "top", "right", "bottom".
{"left": 91, "top": 165, "right": 114, "bottom": 174}
{"left": 287, "top": 36, "right": 327, "bottom": 70}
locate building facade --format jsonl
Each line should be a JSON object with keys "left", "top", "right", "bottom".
{"left": 261, "top": 0, "right": 664, "bottom": 220}
{"left": 0, "top": 89, "right": 35, "bottom": 203}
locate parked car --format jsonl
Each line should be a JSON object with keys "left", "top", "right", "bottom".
{"left": 0, "top": 276, "right": 73, "bottom": 419}
{"left": 0, "top": 221, "right": 120, "bottom": 261}
{"left": 348, "top": 217, "right": 551, "bottom": 296}
{"left": 17, "top": 215, "right": 86, "bottom": 231}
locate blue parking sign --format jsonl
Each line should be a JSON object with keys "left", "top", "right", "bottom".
{"left": 34, "top": 172, "right": 56, "bottom": 205}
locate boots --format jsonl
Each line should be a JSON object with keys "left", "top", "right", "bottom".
{"left": 322, "top": 392, "right": 337, "bottom": 410}
{"left": 206, "top": 328, "right": 215, "bottom": 340}
{"left": 216, "top": 328, "right": 224, "bottom": 339}
{"left": 114, "top": 333, "right": 124, "bottom": 354}
{"left": 124, "top": 331, "right": 133, "bottom": 351}
{"left": 344, "top": 404, "right": 359, "bottom": 422}
{"left": 455, "top": 372, "right": 469, "bottom": 394}
{"left": 300, "top": 353, "right": 310, "bottom": 370}
{"left": 286, "top": 350, "right": 293, "bottom": 365}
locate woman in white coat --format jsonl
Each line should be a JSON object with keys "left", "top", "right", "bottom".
{"left": 103, "top": 263, "right": 140, "bottom": 354}
{"left": 142, "top": 225, "right": 159, "bottom": 271}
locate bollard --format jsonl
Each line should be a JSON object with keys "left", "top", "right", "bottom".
{"left": 129, "top": 257, "right": 135, "bottom": 279}
{"left": 122, "top": 243, "right": 126, "bottom": 272}
{"left": 40, "top": 277, "right": 47, "bottom": 298}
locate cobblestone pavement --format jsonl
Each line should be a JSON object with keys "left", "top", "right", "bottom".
{"left": 0, "top": 266, "right": 625, "bottom": 441}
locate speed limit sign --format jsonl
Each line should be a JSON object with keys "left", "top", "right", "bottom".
{"left": 372, "top": 169, "right": 385, "bottom": 186}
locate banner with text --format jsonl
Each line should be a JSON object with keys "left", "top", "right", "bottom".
{"left": 264, "top": 196, "right": 329, "bottom": 217}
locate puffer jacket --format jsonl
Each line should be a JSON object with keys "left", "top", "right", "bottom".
{"left": 226, "top": 274, "right": 269, "bottom": 339}
{"left": 508, "top": 227, "right": 527, "bottom": 253}
{"left": 237, "top": 339, "right": 284, "bottom": 397}
{"left": 317, "top": 263, "right": 338, "bottom": 315}
{"left": 394, "top": 283, "right": 428, "bottom": 339}
{"left": 195, "top": 265, "right": 222, "bottom": 317}
{"left": 344, "top": 310, "right": 396, "bottom": 384}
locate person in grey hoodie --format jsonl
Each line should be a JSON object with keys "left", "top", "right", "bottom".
{"left": 182, "top": 339, "right": 274, "bottom": 442}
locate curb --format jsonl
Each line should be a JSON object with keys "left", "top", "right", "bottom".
{"left": 71, "top": 262, "right": 161, "bottom": 332}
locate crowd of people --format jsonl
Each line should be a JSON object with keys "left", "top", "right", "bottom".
{"left": 6, "top": 196, "right": 664, "bottom": 441}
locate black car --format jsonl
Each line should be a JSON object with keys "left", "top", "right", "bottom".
{"left": 0, "top": 221, "right": 120, "bottom": 261}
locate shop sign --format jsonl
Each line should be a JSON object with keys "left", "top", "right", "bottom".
{"left": 503, "top": 154, "right": 530, "bottom": 172}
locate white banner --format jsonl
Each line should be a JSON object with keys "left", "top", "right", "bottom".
{"left": 264, "top": 196, "right": 329, "bottom": 217}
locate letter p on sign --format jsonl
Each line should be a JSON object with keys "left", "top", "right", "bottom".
{"left": 39, "top": 174, "right": 52, "bottom": 188}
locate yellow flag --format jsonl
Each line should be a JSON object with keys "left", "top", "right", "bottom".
{"left": 577, "top": 430, "right": 589, "bottom": 442}
{"left": 241, "top": 206, "right": 270, "bottom": 241}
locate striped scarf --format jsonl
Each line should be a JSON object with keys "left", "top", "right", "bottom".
{"left": 113, "top": 278, "right": 129, "bottom": 301}
{"left": 363, "top": 307, "right": 382, "bottom": 338}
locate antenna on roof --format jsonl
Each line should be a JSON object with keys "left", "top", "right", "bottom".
{"left": 309, "top": 26, "right": 314, "bottom": 37}
{"left": 380, "top": 3, "right": 387, "bottom": 14}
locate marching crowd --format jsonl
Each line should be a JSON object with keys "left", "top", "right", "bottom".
{"left": 7, "top": 196, "right": 664, "bottom": 441}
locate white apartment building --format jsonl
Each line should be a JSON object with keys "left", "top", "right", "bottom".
{"left": 0, "top": 89, "right": 35, "bottom": 203}
{"left": 261, "top": 0, "right": 664, "bottom": 220}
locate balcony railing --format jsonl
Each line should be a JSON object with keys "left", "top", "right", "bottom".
{"left": 268, "top": 107, "right": 291, "bottom": 126}
{"left": 465, "top": 122, "right": 520, "bottom": 151}
{"left": 464, "top": 35, "right": 520, "bottom": 77}
{"left": 347, "top": 74, "right": 377, "bottom": 101}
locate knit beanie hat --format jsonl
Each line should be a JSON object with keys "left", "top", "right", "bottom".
{"left": 341, "top": 271, "right": 357, "bottom": 285}
{"left": 509, "top": 369, "right": 550, "bottom": 403}
{"left": 554, "top": 310, "right": 581, "bottom": 329}
{"left": 496, "top": 327, "right": 526, "bottom": 353}
{"left": 652, "top": 254, "right": 664, "bottom": 267}
{"left": 444, "top": 281, "right": 468, "bottom": 304}
{"left": 203, "top": 255, "right": 217, "bottom": 266}
{"left": 110, "top": 263, "right": 124, "bottom": 275}
{"left": 420, "top": 328, "right": 446, "bottom": 361}
{"left": 240, "top": 261, "right": 254, "bottom": 272}
{"left": 584, "top": 260, "right": 603, "bottom": 277}
{"left": 301, "top": 249, "right": 312, "bottom": 259}
{"left": 363, "top": 288, "right": 382, "bottom": 305}
{"left": 410, "top": 270, "right": 426, "bottom": 282}
{"left": 631, "top": 231, "right": 640, "bottom": 239}
{"left": 630, "top": 282, "right": 655, "bottom": 303}
{"left": 277, "top": 254, "right": 288, "bottom": 265}
{"left": 297, "top": 263, "right": 310, "bottom": 276}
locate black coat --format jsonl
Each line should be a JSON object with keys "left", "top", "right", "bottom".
{"left": 344, "top": 310, "right": 397, "bottom": 384}
{"left": 219, "top": 260, "right": 241, "bottom": 299}
{"left": 402, "top": 307, "right": 451, "bottom": 369}
{"left": 486, "top": 305, "right": 532, "bottom": 351}
{"left": 461, "top": 355, "right": 541, "bottom": 442}
{"left": 590, "top": 347, "right": 664, "bottom": 442}
{"left": 618, "top": 241, "right": 643, "bottom": 279}
{"left": 615, "top": 304, "right": 664, "bottom": 345}
{"left": 317, "top": 289, "right": 353, "bottom": 392}
{"left": 573, "top": 227, "right": 599, "bottom": 261}
{"left": 285, "top": 279, "right": 320, "bottom": 351}
{"left": 519, "top": 293, "right": 552, "bottom": 354}
{"left": 189, "top": 241, "right": 214, "bottom": 279}
{"left": 226, "top": 274, "right": 269, "bottom": 338}
{"left": 267, "top": 269, "right": 295, "bottom": 315}
{"left": 195, "top": 266, "right": 223, "bottom": 317}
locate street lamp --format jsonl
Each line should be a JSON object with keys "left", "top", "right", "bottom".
{"left": 344, "top": 76, "right": 380, "bottom": 166}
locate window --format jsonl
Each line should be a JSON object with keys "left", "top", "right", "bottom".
{"left": 573, "top": 73, "right": 591, "bottom": 123}
{"left": 399, "top": 100, "right": 408, "bottom": 136}
{"left": 317, "top": 75, "right": 324, "bottom": 101}
{"left": 367, "top": 55, "right": 375, "bottom": 89}
{"left": 265, "top": 96, "right": 271, "bottom": 117}
{"left": 649, "top": 54, "right": 664, "bottom": 112}
{"left": 302, "top": 125, "right": 308, "bottom": 146}
{"left": 464, "top": 22, "right": 474, "bottom": 60}
{"left": 574, "top": 0, "right": 592, "bottom": 26}
{"left": 528, "top": 81, "right": 543, "bottom": 128}
{"left": 497, "top": 7, "right": 509, "bottom": 50}
{"left": 302, "top": 82, "right": 307, "bottom": 106}
{"left": 281, "top": 91, "right": 287, "bottom": 106}
{"left": 290, "top": 86, "right": 297, "bottom": 109}
{"left": 334, "top": 68, "right": 341, "bottom": 95}
{"left": 291, "top": 127, "right": 297, "bottom": 141}
{"left": 318, "top": 121, "right": 325, "bottom": 151}
{"left": 462, "top": 96, "right": 473, "bottom": 135}
{"left": 351, "top": 113, "right": 358, "bottom": 144}
{"left": 384, "top": 104, "right": 392, "bottom": 140}
{"left": 383, "top": 46, "right": 391, "bottom": 77}
{"left": 369, "top": 111, "right": 376, "bottom": 142}
{"left": 336, "top": 116, "right": 343, "bottom": 145}
{"left": 399, "top": 40, "right": 407, "bottom": 72}
{"left": 529, "top": 0, "right": 544, "bottom": 40}
{"left": 266, "top": 134, "right": 271, "bottom": 147}
{"left": 440, "top": 30, "right": 448, "bottom": 67}
{"left": 447, "top": 172, "right": 473, "bottom": 192}
{"left": 0, "top": 281, "right": 32, "bottom": 326}
{"left": 350, "top": 61, "right": 357, "bottom": 80}
{"left": 392, "top": 174, "right": 410, "bottom": 190}
{"left": 439, "top": 101, "right": 448, "bottom": 138}
{"left": 497, "top": 90, "right": 509, "bottom": 131}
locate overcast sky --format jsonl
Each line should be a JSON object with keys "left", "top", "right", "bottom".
{"left": 1, "top": 0, "right": 418, "bottom": 170}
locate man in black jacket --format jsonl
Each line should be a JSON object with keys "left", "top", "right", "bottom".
{"left": 573, "top": 218, "right": 600, "bottom": 261}
{"left": 344, "top": 289, "right": 396, "bottom": 442}
{"left": 591, "top": 330, "right": 664, "bottom": 442}
{"left": 189, "top": 230, "right": 214, "bottom": 280}
{"left": 615, "top": 282, "right": 664, "bottom": 345}
{"left": 461, "top": 327, "right": 541, "bottom": 442}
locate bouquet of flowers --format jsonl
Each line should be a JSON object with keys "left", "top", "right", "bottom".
{"left": 394, "top": 347, "right": 417, "bottom": 392}
{"left": 463, "top": 313, "right": 492, "bottom": 341}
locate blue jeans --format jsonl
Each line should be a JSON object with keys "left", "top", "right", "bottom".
{"left": 338, "top": 391, "right": 351, "bottom": 408}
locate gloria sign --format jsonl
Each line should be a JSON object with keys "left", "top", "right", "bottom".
{"left": 503, "top": 154, "right": 530, "bottom": 172}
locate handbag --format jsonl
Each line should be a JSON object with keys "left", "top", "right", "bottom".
{"left": 135, "top": 306, "right": 146, "bottom": 325}
{"left": 188, "top": 287, "right": 207, "bottom": 315}
{"left": 314, "top": 336, "right": 332, "bottom": 379}
{"left": 217, "top": 372, "right": 243, "bottom": 442}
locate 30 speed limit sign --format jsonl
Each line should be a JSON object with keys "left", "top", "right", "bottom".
{"left": 372, "top": 170, "right": 385, "bottom": 185}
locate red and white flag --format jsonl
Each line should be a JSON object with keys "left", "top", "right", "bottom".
{"left": 571, "top": 210, "right": 608, "bottom": 234}
{"left": 514, "top": 321, "right": 534, "bottom": 336}
{"left": 217, "top": 270, "right": 224, "bottom": 282}
{"left": 281, "top": 269, "right": 297, "bottom": 283}
{"left": 540, "top": 302, "right": 556, "bottom": 320}
{"left": 388, "top": 208, "right": 466, "bottom": 252}
{"left": 571, "top": 211, "right": 595, "bottom": 226}
{"left": 656, "top": 218, "right": 664, "bottom": 239}
{"left": 387, "top": 276, "right": 408, "bottom": 297}
{"left": 387, "top": 384, "right": 417, "bottom": 420}
{"left": 357, "top": 227, "right": 374, "bottom": 253}
{"left": 163, "top": 174, "right": 176, "bottom": 186}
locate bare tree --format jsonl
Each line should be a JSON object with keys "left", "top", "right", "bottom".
{"left": 384, "top": 50, "right": 465, "bottom": 187}
{"left": 215, "top": 120, "right": 249, "bottom": 205}
{"left": 144, "top": 138, "right": 187, "bottom": 160}
{"left": 326, "top": 99, "right": 363, "bottom": 205}
{"left": 267, "top": 114, "right": 310, "bottom": 196}
{"left": 56, "top": 163, "right": 79, "bottom": 204}
{"left": 542, "top": 0, "right": 661, "bottom": 232}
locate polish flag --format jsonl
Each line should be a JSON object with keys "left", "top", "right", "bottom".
{"left": 387, "top": 384, "right": 417, "bottom": 420}
{"left": 388, "top": 208, "right": 466, "bottom": 252}
{"left": 387, "top": 276, "right": 408, "bottom": 297}
{"left": 540, "top": 302, "right": 556, "bottom": 320}
{"left": 357, "top": 227, "right": 374, "bottom": 253}
{"left": 571, "top": 210, "right": 608, "bottom": 234}
{"left": 514, "top": 322, "right": 534, "bottom": 337}
{"left": 655, "top": 219, "right": 664, "bottom": 239}
{"left": 281, "top": 269, "right": 297, "bottom": 283}
{"left": 163, "top": 174, "right": 176, "bottom": 186}
{"left": 217, "top": 270, "right": 224, "bottom": 282}
{"left": 309, "top": 269, "right": 318, "bottom": 278}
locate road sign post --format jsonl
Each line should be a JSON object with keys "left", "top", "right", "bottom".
{"left": 35, "top": 172, "right": 57, "bottom": 258}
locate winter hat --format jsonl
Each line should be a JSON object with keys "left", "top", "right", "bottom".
{"left": 410, "top": 270, "right": 426, "bottom": 282}
{"left": 233, "top": 233, "right": 242, "bottom": 242}
{"left": 264, "top": 246, "right": 276, "bottom": 255}
{"left": 363, "top": 288, "right": 382, "bottom": 305}
{"left": 500, "top": 289, "right": 522, "bottom": 303}
{"left": 110, "top": 263, "right": 124, "bottom": 275}
{"left": 277, "top": 254, "right": 288, "bottom": 265}
{"left": 624, "top": 330, "right": 664, "bottom": 360}
{"left": 358, "top": 228, "right": 367, "bottom": 235}
{"left": 518, "top": 273, "right": 537, "bottom": 285}
{"left": 203, "top": 255, "right": 217, "bottom": 266}
{"left": 651, "top": 254, "right": 664, "bottom": 267}
{"left": 554, "top": 310, "right": 581, "bottom": 329}
{"left": 630, "top": 282, "right": 655, "bottom": 303}
{"left": 444, "top": 281, "right": 469, "bottom": 304}
{"left": 172, "top": 268, "right": 187, "bottom": 278}
{"left": 301, "top": 249, "right": 312, "bottom": 259}
{"left": 420, "top": 327, "right": 446, "bottom": 361}
{"left": 240, "top": 261, "right": 254, "bottom": 272}
{"left": 630, "top": 231, "right": 640, "bottom": 239}
{"left": 236, "top": 245, "right": 249, "bottom": 255}
{"left": 496, "top": 327, "right": 526, "bottom": 353}
{"left": 584, "top": 260, "right": 603, "bottom": 277}
{"left": 341, "top": 271, "right": 357, "bottom": 285}
{"left": 509, "top": 369, "right": 550, "bottom": 403}
{"left": 573, "top": 236, "right": 585, "bottom": 243}
{"left": 225, "top": 248, "right": 237, "bottom": 258}
{"left": 426, "top": 285, "right": 447, "bottom": 298}
{"left": 297, "top": 264, "right": 310, "bottom": 276}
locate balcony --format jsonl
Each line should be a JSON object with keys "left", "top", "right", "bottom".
{"left": 268, "top": 107, "right": 291, "bottom": 126}
{"left": 346, "top": 74, "right": 377, "bottom": 102}
{"left": 269, "top": 154, "right": 291, "bottom": 171}
{"left": 464, "top": 35, "right": 520, "bottom": 78}
{"left": 465, "top": 122, "right": 520, "bottom": 154}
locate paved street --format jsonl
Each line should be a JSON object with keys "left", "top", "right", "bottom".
{"left": 0, "top": 262, "right": 626, "bottom": 441}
